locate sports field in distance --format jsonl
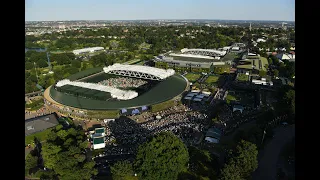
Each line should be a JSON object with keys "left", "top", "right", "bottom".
{"left": 205, "top": 75, "right": 219, "bottom": 84}
{"left": 185, "top": 73, "right": 201, "bottom": 82}
{"left": 237, "top": 74, "right": 249, "bottom": 81}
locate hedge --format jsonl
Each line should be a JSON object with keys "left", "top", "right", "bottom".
{"left": 68, "top": 67, "right": 103, "bottom": 81}
{"left": 87, "top": 110, "right": 120, "bottom": 119}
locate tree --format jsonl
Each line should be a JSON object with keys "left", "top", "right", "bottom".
{"left": 284, "top": 89, "right": 295, "bottom": 115}
{"left": 41, "top": 127, "right": 97, "bottom": 179}
{"left": 134, "top": 132, "right": 189, "bottom": 180}
{"left": 55, "top": 124, "right": 63, "bottom": 131}
{"left": 25, "top": 153, "right": 38, "bottom": 174}
{"left": 71, "top": 60, "right": 81, "bottom": 68}
{"left": 219, "top": 160, "right": 242, "bottom": 180}
{"left": 25, "top": 62, "right": 34, "bottom": 70}
{"left": 46, "top": 130, "right": 58, "bottom": 142}
{"left": 273, "top": 69, "right": 279, "bottom": 77}
{"left": 52, "top": 54, "right": 71, "bottom": 65}
{"left": 259, "top": 70, "right": 267, "bottom": 77}
{"left": 36, "top": 59, "right": 49, "bottom": 68}
{"left": 57, "top": 130, "right": 68, "bottom": 140}
{"left": 233, "top": 140, "right": 258, "bottom": 178}
{"left": 41, "top": 143, "right": 62, "bottom": 169}
{"left": 111, "top": 160, "right": 136, "bottom": 180}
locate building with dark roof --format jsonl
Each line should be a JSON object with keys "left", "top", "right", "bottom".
{"left": 205, "top": 127, "right": 222, "bottom": 143}
{"left": 25, "top": 113, "right": 59, "bottom": 136}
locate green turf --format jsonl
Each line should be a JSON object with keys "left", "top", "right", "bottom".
{"left": 184, "top": 73, "right": 201, "bottom": 82}
{"left": 226, "top": 91, "right": 255, "bottom": 106}
{"left": 260, "top": 56, "right": 269, "bottom": 71}
{"left": 205, "top": 75, "right": 219, "bottom": 84}
{"left": 226, "top": 94, "right": 237, "bottom": 104}
{"left": 25, "top": 128, "right": 52, "bottom": 145}
{"left": 151, "top": 100, "right": 175, "bottom": 113}
{"left": 237, "top": 74, "right": 249, "bottom": 81}
{"left": 49, "top": 74, "right": 187, "bottom": 110}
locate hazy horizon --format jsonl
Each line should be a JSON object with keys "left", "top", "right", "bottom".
{"left": 26, "top": 0, "right": 295, "bottom": 22}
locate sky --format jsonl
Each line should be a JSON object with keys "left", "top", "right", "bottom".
{"left": 26, "top": 0, "right": 295, "bottom": 21}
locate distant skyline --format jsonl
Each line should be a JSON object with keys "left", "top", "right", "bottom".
{"left": 26, "top": 0, "right": 295, "bottom": 22}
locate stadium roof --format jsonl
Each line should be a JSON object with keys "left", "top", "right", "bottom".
{"left": 47, "top": 74, "right": 188, "bottom": 110}
{"left": 73, "top": 47, "right": 104, "bottom": 54}
{"left": 181, "top": 48, "right": 227, "bottom": 56}
{"left": 56, "top": 79, "right": 138, "bottom": 100}
{"left": 103, "top": 63, "right": 175, "bottom": 80}
{"left": 169, "top": 53, "right": 216, "bottom": 59}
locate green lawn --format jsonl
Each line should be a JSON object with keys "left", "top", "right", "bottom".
{"left": 220, "top": 53, "right": 236, "bottom": 61}
{"left": 237, "top": 74, "right": 249, "bottom": 82}
{"left": 151, "top": 100, "right": 175, "bottom": 113}
{"left": 123, "top": 59, "right": 141, "bottom": 65}
{"left": 25, "top": 128, "right": 53, "bottom": 145}
{"left": 184, "top": 73, "right": 201, "bottom": 82}
{"left": 226, "top": 94, "right": 237, "bottom": 104}
{"left": 226, "top": 91, "right": 255, "bottom": 106}
{"left": 205, "top": 75, "right": 219, "bottom": 84}
{"left": 260, "top": 56, "right": 269, "bottom": 71}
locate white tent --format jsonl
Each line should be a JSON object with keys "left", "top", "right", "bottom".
{"left": 205, "top": 137, "right": 219, "bottom": 143}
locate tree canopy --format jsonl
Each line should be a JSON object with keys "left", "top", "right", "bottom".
{"left": 25, "top": 153, "right": 38, "bottom": 175}
{"left": 134, "top": 132, "right": 189, "bottom": 180}
{"left": 41, "top": 127, "right": 97, "bottom": 179}
{"left": 111, "top": 160, "right": 137, "bottom": 180}
{"left": 220, "top": 140, "right": 258, "bottom": 180}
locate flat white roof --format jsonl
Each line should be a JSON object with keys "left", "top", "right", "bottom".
{"left": 169, "top": 53, "right": 216, "bottom": 59}
{"left": 191, "top": 90, "right": 201, "bottom": 93}
{"left": 56, "top": 79, "right": 138, "bottom": 100}
{"left": 205, "top": 137, "right": 219, "bottom": 143}
{"left": 73, "top": 47, "right": 104, "bottom": 54}
{"left": 184, "top": 96, "right": 193, "bottom": 100}
{"left": 181, "top": 48, "right": 227, "bottom": 56}
{"left": 103, "top": 63, "right": 175, "bottom": 80}
{"left": 201, "top": 91, "right": 211, "bottom": 95}
{"left": 193, "top": 98, "right": 202, "bottom": 101}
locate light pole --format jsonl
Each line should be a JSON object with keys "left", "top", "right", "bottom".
{"left": 261, "top": 128, "right": 267, "bottom": 145}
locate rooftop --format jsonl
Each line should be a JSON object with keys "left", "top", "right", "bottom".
{"left": 25, "top": 113, "right": 59, "bottom": 136}
{"left": 95, "top": 128, "right": 105, "bottom": 134}
{"left": 93, "top": 137, "right": 105, "bottom": 144}
{"left": 103, "top": 63, "right": 175, "bottom": 80}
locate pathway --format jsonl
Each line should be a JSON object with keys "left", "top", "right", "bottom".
{"left": 251, "top": 125, "right": 295, "bottom": 180}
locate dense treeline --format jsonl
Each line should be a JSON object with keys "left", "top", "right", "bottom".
{"left": 26, "top": 26, "right": 294, "bottom": 54}
{"left": 25, "top": 124, "right": 98, "bottom": 179}
{"left": 25, "top": 26, "right": 294, "bottom": 94}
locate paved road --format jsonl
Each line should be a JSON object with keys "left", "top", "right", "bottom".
{"left": 252, "top": 124, "right": 295, "bottom": 180}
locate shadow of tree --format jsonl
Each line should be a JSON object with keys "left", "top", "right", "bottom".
{"left": 177, "top": 146, "right": 220, "bottom": 180}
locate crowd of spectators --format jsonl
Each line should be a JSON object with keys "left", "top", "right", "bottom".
{"left": 98, "top": 77, "right": 147, "bottom": 89}
{"left": 99, "top": 108, "right": 210, "bottom": 156}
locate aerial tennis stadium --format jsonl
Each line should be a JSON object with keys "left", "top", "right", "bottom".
{"left": 44, "top": 64, "right": 189, "bottom": 119}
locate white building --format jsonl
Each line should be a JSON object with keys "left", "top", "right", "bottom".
{"left": 257, "top": 38, "right": 267, "bottom": 43}
{"left": 93, "top": 136, "right": 105, "bottom": 149}
{"left": 91, "top": 127, "right": 106, "bottom": 150}
{"left": 73, "top": 47, "right": 104, "bottom": 55}
{"left": 276, "top": 53, "right": 295, "bottom": 60}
